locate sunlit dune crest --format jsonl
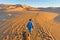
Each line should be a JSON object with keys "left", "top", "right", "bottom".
{"left": 8, "top": 6, "right": 16, "bottom": 9}
{"left": 22, "top": 4, "right": 30, "bottom": 8}
{"left": 5, "top": 7, "right": 24, "bottom": 12}
{"left": 19, "top": 4, "right": 40, "bottom": 10}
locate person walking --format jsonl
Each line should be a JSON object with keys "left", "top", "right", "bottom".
{"left": 27, "top": 19, "right": 34, "bottom": 34}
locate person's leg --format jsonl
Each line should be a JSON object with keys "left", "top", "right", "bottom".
{"left": 28, "top": 28, "right": 31, "bottom": 34}
{"left": 31, "top": 28, "right": 33, "bottom": 33}
{"left": 30, "top": 28, "right": 33, "bottom": 34}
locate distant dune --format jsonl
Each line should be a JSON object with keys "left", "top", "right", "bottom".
{"left": 38, "top": 7, "right": 60, "bottom": 14}
{"left": 5, "top": 7, "right": 24, "bottom": 12}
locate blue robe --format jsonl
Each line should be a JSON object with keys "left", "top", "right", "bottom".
{"left": 27, "top": 21, "right": 33, "bottom": 34}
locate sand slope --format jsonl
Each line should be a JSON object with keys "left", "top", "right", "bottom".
{"left": 0, "top": 11, "right": 60, "bottom": 40}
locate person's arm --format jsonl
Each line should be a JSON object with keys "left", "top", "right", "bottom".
{"left": 31, "top": 23, "right": 34, "bottom": 28}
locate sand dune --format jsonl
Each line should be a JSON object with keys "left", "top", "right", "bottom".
{"left": 0, "top": 11, "right": 60, "bottom": 40}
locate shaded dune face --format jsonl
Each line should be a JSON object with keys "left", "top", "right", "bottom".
{"left": 39, "top": 7, "right": 60, "bottom": 14}
{"left": 0, "top": 11, "right": 24, "bottom": 22}
{"left": 54, "top": 15, "right": 60, "bottom": 22}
